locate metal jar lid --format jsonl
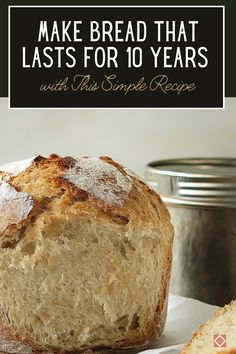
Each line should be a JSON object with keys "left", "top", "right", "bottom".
{"left": 145, "top": 158, "right": 236, "bottom": 208}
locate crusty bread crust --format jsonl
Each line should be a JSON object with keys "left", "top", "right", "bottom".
{"left": 0, "top": 154, "right": 173, "bottom": 352}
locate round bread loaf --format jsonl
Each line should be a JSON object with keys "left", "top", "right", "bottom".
{"left": 0, "top": 154, "right": 173, "bottom": 352}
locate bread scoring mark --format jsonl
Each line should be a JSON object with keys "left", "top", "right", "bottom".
{"left": 0, "top": 181, "right": 35, "bottom": 235}
{"left": 53, "top": 177, "right": 89, "bottom": 202}
{"left": 56, "top": 155, "right": 77, "bottom": 170}
{"left": 63, "top": 157, "right": 133, "bottom": 207}
{"left": 0, "top": 156, "right": 38, "bottom": 177}
{"left": 99, "top": 156, "right": 127, "bottom": 175}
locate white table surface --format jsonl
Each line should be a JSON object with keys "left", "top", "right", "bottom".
{"left": 139, "top": 294, "right": 218, "bottom": 354}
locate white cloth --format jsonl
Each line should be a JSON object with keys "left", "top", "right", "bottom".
{"left": 139, "top": 294, "right": 218, "bottom": 354}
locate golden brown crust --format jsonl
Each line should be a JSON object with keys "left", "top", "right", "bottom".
{"left": 0, "top": 154, "right": 171, "bottom": 242}
{"left": 99, "top": 156, "right": 128, "bottom": 176}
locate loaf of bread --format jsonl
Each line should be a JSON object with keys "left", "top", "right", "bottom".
{"left": 181, "top": 300, "right": 236, "bottom": 354}
{"left": 0, "top": 154, "right": 173, "bottom": 352}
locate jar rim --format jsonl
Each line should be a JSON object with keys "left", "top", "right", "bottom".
{"left": 145, "top": 158, "right": 236, "bottom": 208}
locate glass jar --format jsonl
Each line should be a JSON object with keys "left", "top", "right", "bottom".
{"left": 145, "top": 158, "right": 236, "bottom": 306}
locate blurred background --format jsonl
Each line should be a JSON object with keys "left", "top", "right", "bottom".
{"left": 0, "top": 97, "right": 235, "bottom": 176}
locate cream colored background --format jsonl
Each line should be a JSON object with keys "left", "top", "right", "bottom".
{"left": 0, "top": 97, "right": 235, "bottom": 176}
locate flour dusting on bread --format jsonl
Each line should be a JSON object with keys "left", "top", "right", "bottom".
{"left": 0, "top": 181, "right": 35, "bottom": 235}
{"left": 0, "top": 325, "right": 31, "bottom": 353}
{"left": 64, "top": 157, "right": 133, "bottom": 206}
{"left": 0, "top": 156, "right": 38, "bottom": 177}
